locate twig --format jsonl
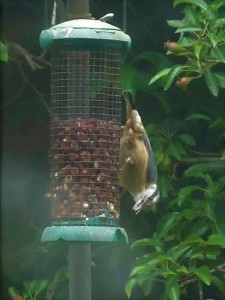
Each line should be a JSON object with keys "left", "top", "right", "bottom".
{"left": 198, "top": 281, "right": 203, "bottom": 300}
{"left": 172, "top": 156, "right": 221, "bottom": 180}
{"left": 181, "top": 263, "right": 225, "bottom": 290}
{"left": 190, "top": 150, "right": 221, "bottom": 158}
{"left": 178, "top": 157, "right": 220, "bottom": 164}
{"left": 6, "top": 41, "right": 50, "bottom": 71}
{"left": 18, "top": 62, "right": 52, "bottom": 115}
{"left": 1, "top": 82, "right": 27, "bottom": 108}
{"left": 2, "top": 41, "right": 51, "bottom": 114}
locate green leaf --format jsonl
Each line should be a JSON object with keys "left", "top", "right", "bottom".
{"left": 205, "top": 247, "right": 221, "bottom": 260}
{"left": 162, "top": 270, "right": 176, "bottom": 278}
{"left": 149, "top": 68, "right": 171, "bottom": 85}
{"left": 0, "top": 41, "right": 8, "bottom": 62}
{"left": 150, "top": 90, "right": 171, "bottom": 114}
{"left": 141, "top": 276, "right": 154, "bottom": 296}
{"left": 176, "top": 185, "right": 199, "bottom": 206}
{"left": 130, "top": 259, "right": 159, "bottom": 277}
{"left": 130, "top": 265, "right": 148, "bottom": 277}
{"left": 168, "top": 244, "right": 191, "bottom": 261}
{"left": 214, "top": 72, "right": 225, "bottom": 88}
{"left": 211, "top": 45, "right": 225, "bottom": 63}
{"left": 182, "top": 208, "right": 198, "bottom": 220}
{"left": 34, "top": 280, "right": 48, "bottom": 296}
{"left": 121, "top": 64, "right": 138, "bottom": 94}
{"left": 177, "top": 265, "right": 189, "bottom": 274}
{"left": 8, "top": 287, "right": 20, "bottom": 298}
{"left": 178, "top": 134, "right": 196, "bottom": 146}
{"left": 184, "top": 6, "right": 200, "bottom": 26}
{"left": 184, "top": 234, "right": 204, "bottom": 244}
{"left": 184, "top": 164, "right": 205, "bottom": 177}
{"left": 194, "top": 265, "right": 211, "bottom": 285}
{"left": 211, "top": 275, "right": 225, "bottom": 295}
{"left": 166, "top": 279, "right": 180, "bottom": 300}
{"left": 206, "top": 5, "right": 217, "bottom": 27}
{"left": 134, "top": 51, "right": 172, "bottom": 70}
{"left": 167, "top": 20, "right": 184, "bottom": 28}
{"left": 179, "top": 185, "right": 199, "bottom": 198}
{"left": 158, "top": 175, "right": 170, "bottom": 198}
{"left": 204, "top": 202, "right": 216, "bottom": 221}
{"left": 157, "top": 212, "right": 182, "bottom": 238}
{"left": 174, "top": 0, "right": 208, "bottom": 11}
{"left": 194, "top": 43, "right": 202, "bottom": 60}
{"left": 190, "top": 250, "right": 204, "bottom": 260}
{"left": 125, "top": 278, "right": 136, "bottom": 299}
{"left": 208, "top": 31, "right": 225, "bottom": 46}
{"left": 185, "top": 113, "right": 211, "bottom": 122}
{"left": 185, "top": 161, "right": 225, "bottom": 177}
{"left": 211, "top": 0, "right": 225, "bottom": 9}
{"left": 178, "top": 37, "right": 197, "bottom": 47}
{"left": 164, "top": 65, "right": 188, "bottom": 90}
{"left": 215, "top": 17, "right": 225, "bottom": 28}
{"left": 167, "top": 142, "right": 184, "bottom": 160}
{"left": 207, "top": 234, "right": 225, "bottom": 247}
{"left": 210, "top": 116, "right": 225, "bottom": 129}
{"left": 131, "top": 238, "right": 162, "bottom": 249}
{"left": 204, "top": 69, "right": 219, "bottom": 97}
{"left": 175, "top": 27, "right": 202, "bottom": 33}
{"left": 133, "top": 252, "right": 160, "bottom": 268}
{"left": 154, "top": 144, "right": 164, "bottom": 165}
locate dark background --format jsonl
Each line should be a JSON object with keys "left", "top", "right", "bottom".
{"left": 1, "top": 1, "right": 224, "bottom": 299}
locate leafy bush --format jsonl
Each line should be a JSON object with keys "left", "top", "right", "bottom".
{"left": 124, "top": 1, "right": 225, "bottom": 299}
{"left": 149, "top": 0, "right": 225, "bottom": 96}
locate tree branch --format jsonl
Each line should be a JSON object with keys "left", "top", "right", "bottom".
{"left": 181, "top": 263, "right": 225, "bottom": 290}
{"left": 6, "top": 41, "right": 50, "bottom": 71}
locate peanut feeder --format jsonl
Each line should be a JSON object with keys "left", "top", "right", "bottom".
{"left": 40, "top": 14, "right": 130, "bottom": 243}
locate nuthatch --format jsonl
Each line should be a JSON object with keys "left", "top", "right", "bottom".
{"left": 119, "top": 90, "right": 159, "bottom": 213}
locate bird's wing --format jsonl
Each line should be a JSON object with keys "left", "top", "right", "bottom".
{"left": 141, "top": 124, "right": 158, "bottom": 184}
{"left": 122, "top": 89, "right": 158, "bottom": 184}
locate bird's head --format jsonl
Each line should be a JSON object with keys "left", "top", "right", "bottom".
{"left": 133, "top": 184, "right": 160, "bottom": 214}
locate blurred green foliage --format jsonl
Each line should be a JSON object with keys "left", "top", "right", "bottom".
{"left": 149, "top": 0, "right": 225, "bottom": 96}
{"left": 1, "top": 1, "right": 225, "bottom": 300}
{"left": 122, "top": 1, "right": 225, "bottom": 299}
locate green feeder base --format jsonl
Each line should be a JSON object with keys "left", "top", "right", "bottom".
{"left": 41, "top": 226, "right": 129, "bottom": 243}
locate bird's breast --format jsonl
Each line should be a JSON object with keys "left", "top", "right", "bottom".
{"left": 119, "top": 135, "right": 149, "bottom": 196}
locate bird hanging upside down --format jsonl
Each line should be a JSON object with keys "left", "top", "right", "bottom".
{"left": 119, "top": 90, "right": 160, "bottom": 214}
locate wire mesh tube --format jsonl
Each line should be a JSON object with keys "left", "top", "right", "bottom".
{"left": 46, "top": 48, "right": 122, "bottom": 226}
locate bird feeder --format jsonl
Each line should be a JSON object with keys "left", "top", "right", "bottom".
{"left": 40, "top": 5, "right": 130, "bottom": 245}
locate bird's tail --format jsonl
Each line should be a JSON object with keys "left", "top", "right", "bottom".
{"left": 122, "top": 90, "right": 136, "bottom": 111}
{"left": 122, "top": 90, "right": 143, "bottom": 133}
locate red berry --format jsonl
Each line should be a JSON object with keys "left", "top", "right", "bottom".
{"left": 176, "top": 77, "right": 194, "bottom": 88}
{"left": 164, "top": 41, "right": 189, "bottom": 54}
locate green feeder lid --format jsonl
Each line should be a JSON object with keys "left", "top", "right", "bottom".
{"left": 41, "top": 226, "right": 129, "bottom": 243}
{"left": 40, "top": 19, "right": 131, "bottom": 50}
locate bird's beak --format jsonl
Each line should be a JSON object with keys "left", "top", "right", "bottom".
{"left": 133, "top": 185, "right": 160, "bottom": 214}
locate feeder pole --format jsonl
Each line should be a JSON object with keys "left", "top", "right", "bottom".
{"left": 40, "top": 1, "right": 130, "bottom": 299}
{"left": 69, "top": 244, "right": 91, "bottom": 300}
{"left": 67, "top": 2, "right": 91, "bottom": 299}
{"left": 67, "top": 0, "right": 91, "bottom": 20}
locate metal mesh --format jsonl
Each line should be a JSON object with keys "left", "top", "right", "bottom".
{"left": 47, "top": 48, "right": 122, "bottom": 226}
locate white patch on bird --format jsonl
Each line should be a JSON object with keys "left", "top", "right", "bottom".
{"left": 134, "top": 124, "right": 143, "bottom": 133}
{"left": 133, "top": 184, "right": 159, "bottom": 214}
{"left": 131, "top": 110, "right": 142, "bottom": 124}
{"left": 128, "top": 128, "right": 133, "bottom": 135}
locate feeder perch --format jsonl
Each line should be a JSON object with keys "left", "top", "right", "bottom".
{"left": 40, "top": 9, "right": 130, "bottom": 244}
